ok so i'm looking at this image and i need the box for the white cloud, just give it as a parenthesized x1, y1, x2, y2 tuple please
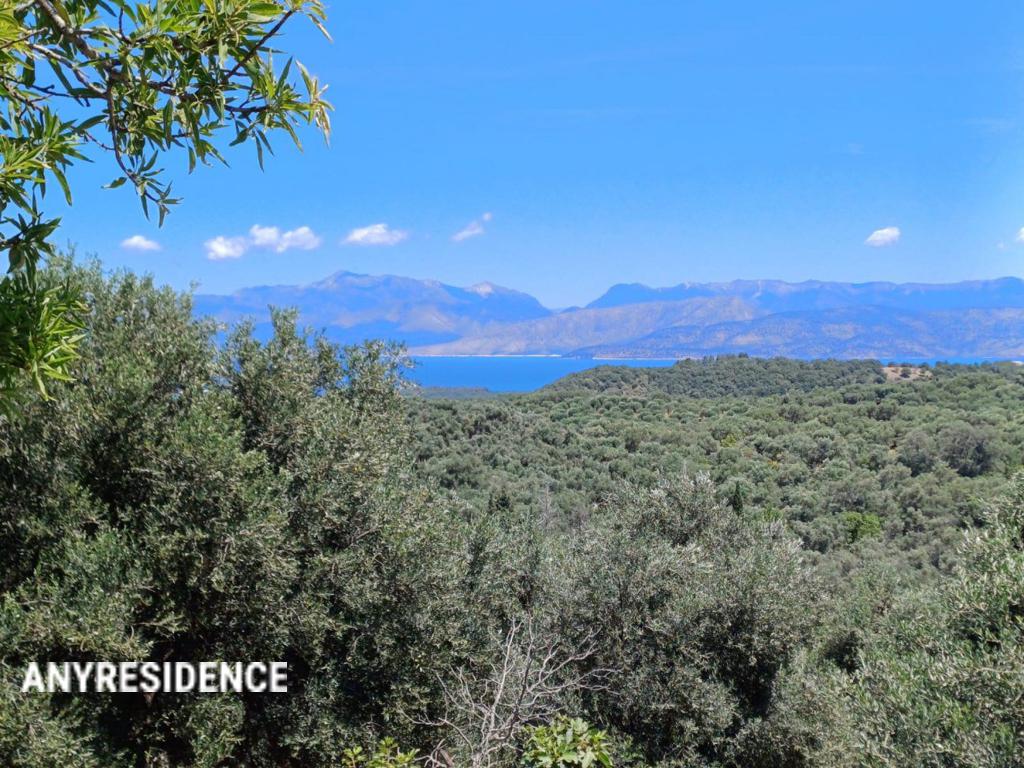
(248, 224, 322, 252)
(865, 226, 901, 247)
(452, 212, 494, 242)
(121, 234, 160, 252)
(249, 224, 281, 249)
(1015, 227, 1024, 243)
(205, 235, 248, 260)
(452, 221, 485, 242)
(279, 226, 322, 252)
(344, 223, 409, 246)
(205, 224, 322, 260)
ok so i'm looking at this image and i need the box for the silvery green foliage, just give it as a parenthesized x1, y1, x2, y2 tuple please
(5, 261, 1020, 767)
(0, 262, 461, 766)
(553, 474, 850, 767)
(851, 477, 1024, 766)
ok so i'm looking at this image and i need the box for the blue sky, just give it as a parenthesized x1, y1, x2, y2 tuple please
(55, 1, 1024, 307)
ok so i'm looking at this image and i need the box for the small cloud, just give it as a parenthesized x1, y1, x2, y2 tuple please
(865, 226, 901, 247)
(206, 224, 322, 260)
(469, 281, 496, 296)
(344, 223, 409, 246)
(453, 221, 485, 242)
(278, 226, 322, 252)
(1016, 227, 1024, 244)
(205, 235, 248, 260)
(249, 224, 281, 249)
(452, 212, 493, 242)
(249, 224, 322, 252)
(121, 234, 160, 252)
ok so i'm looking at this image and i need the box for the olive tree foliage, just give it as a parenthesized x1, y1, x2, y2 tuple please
(13, 263, 1022, 766)
(0, 0, 330, 399)
(849, 475, 1024, 766)
(0, 260, 465, 767)
(555, 475, 855, 768)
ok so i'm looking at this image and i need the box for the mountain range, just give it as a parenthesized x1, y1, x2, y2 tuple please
(193, 271, 548, 347)
(194, 271, 1024, 361)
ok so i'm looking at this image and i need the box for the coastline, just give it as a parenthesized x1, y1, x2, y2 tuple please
(411, 354, 682, 361)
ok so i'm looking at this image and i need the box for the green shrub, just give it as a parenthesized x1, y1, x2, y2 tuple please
(842, 511, 882, 543)
(849, 476, 1024, 765)
(523, 717, 613, 768)
(341, 739, 417, 768)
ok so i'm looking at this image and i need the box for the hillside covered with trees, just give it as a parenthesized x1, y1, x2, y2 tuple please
(1, 262, 1022, 767)
(413, 357, 1024, 580)
(3, 0, 1020, 764)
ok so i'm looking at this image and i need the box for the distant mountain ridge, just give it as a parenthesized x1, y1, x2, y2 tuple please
(193, 271, 1024, 361)
(573, 305, 1024, 360)
(587, 277, 1024, 313)
(412, 296, 756, 355)
(194, 270, 550, 347)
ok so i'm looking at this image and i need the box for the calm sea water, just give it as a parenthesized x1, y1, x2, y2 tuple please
(409, 356, 675, 392)
(407, 355, 1016, 392)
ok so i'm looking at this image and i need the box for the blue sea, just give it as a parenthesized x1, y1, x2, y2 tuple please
(409, 356, 675, 392)
(407, 355, 1016, 393)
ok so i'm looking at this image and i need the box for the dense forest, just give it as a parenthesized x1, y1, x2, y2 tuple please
(2, 263, 1023, 767)
(412, 357, 1024, 580)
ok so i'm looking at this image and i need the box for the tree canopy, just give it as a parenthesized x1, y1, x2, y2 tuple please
(0, 0, 331, 399)
(4, 260, 1022, 766)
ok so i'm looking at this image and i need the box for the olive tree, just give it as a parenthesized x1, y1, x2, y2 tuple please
(0, 0, 331, 399)
(850, 476, 1024, 765)
(0, 262, 465, 766)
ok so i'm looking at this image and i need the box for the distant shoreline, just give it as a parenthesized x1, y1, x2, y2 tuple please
(412, 354, 562, 358)
(410, 354, 1020, 364)
(411, 354, 681, 361)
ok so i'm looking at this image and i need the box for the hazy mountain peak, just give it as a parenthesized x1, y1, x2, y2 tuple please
(193, 270, 1024, 361)
(586, 276, 1024, 311)
(194, 269, 552, 347)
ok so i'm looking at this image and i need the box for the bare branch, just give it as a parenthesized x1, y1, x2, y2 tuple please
(418, 617, 612, 768)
